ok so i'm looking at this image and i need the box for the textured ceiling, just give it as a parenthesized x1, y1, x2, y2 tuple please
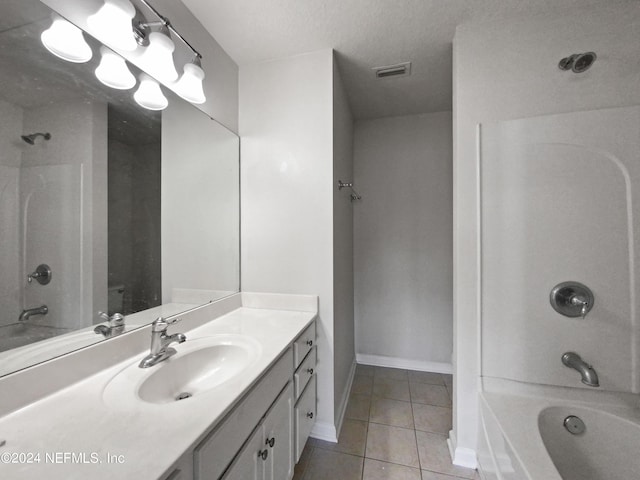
(182, 0, 632, 119)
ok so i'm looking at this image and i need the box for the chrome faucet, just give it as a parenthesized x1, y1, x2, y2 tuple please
(19, 305, 48, 321)
(94, 312, 125, 338)
(138, 317, 186, 368)
(562, 352, 599, 387)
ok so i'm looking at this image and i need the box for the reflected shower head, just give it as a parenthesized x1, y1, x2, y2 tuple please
(21, 132, 51, 145)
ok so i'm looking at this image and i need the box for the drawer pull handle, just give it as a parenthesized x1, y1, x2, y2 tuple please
(307, 368, 314, 375)
(307, 411, 314, 419)
(266, 437, 275, 448)
(306, 340, 313, 346)
(258, 449, 269, 461)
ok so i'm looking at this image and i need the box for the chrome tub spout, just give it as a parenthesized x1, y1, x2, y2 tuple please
(562, 352, 599, 387)
(19, 305, 49, 321)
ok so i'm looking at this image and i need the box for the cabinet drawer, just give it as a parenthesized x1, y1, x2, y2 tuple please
(294, 376, 316, 462)
(294, 347, 316, 399)
(194, 348, 293, 480)
(293, 322, 315, 369)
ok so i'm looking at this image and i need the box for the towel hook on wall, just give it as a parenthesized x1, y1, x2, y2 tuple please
(338, 180, 362, 202)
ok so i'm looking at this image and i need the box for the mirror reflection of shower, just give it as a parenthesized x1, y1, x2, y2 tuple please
(21, 132, 51, 145)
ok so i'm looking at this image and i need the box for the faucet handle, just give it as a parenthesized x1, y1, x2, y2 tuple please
(570, 295, 589, 318)
(151, 316, 181, 332)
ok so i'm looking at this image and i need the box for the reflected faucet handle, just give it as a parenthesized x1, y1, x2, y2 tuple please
(98, 311, 125, 327)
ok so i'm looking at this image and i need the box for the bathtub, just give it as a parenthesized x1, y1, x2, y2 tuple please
(477, 378, 640, 480)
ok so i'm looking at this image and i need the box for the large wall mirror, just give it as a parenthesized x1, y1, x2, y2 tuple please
(0, 0, 240, 377)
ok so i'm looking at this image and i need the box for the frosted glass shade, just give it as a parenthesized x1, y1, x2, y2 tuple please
(138, 31, 178, 82)
(174, 62, 206, 104)
(95, 47, 136, 90)
(134, 74, 168, 110)
(40, 15, 92, 63)
(87, 0, 137, 52)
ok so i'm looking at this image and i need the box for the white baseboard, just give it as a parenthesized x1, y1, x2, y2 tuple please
(356, 353, 453, 374)
(447, 429, 478, 469)
(334, 359, 357, 439)
(310, 421, 338, 443)
(310, 359, 356, 444)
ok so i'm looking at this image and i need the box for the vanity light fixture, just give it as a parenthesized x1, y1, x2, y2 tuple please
(95, 46, 136, 90)
(136, 27, 178, 82)
(133, 73, 168, 110)
(173, 55, 206, 104)
(41, 0, 206, 106)
(40, 14, 92, 63)
(130, 0, 206, 102)
(87, 0, 138, 52)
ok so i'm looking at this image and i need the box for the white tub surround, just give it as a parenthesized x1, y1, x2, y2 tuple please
(0, 292, 317, 479)
(478, 379, 640, 480)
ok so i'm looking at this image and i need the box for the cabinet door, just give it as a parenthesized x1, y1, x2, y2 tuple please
(295, 376, 316, 462)
(222, 424, 265, 480)
(263, 382, 294, 480)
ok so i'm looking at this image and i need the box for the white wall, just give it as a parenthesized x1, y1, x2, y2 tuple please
(240, 49, 342, 439)
(453, 1, 640, 467)
(332, 58, 355, 427)
(41, 0, 239, 132)
(354, 112, 453, 371)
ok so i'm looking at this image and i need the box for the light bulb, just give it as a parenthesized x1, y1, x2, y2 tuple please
(87, 0, 137, 52)
(95, 47, 136, 90)
(137, 31, 178, 83)
(133, 74, 168, 110)
(174, 60, 206, 104)
(40, 14, 92, 63)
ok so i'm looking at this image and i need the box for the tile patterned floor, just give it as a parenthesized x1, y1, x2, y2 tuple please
(293, 364, 479, 480)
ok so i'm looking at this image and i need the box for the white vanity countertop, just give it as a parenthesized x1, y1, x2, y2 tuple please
(0, 304, 316, 479)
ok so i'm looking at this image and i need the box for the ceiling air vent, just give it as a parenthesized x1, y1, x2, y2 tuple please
(373, 62, 412, 79)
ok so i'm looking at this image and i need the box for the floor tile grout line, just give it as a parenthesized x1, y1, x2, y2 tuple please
(413, 405, 422, 473)
(361, 396, 372, 480)
(311, 445, 366, 460)
(363, 453, 425, 473)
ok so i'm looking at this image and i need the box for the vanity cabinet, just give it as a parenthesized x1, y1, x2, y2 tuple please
(194, 349, 293, 479)
(189, 320, 316, 480)
(292, 323, 317, 462)
(222, 382, 293, 480)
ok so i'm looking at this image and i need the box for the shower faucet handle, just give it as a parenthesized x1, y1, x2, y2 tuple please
(570, 295, 589, 318)
(550, 281, 594, 319)
(27, 264, 52, 285)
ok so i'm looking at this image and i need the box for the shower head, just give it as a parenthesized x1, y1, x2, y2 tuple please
(21, 132, 51, 145)
(558, 52, 597, 73)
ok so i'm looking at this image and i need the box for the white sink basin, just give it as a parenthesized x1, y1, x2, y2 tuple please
(103, 334, 261, 406)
